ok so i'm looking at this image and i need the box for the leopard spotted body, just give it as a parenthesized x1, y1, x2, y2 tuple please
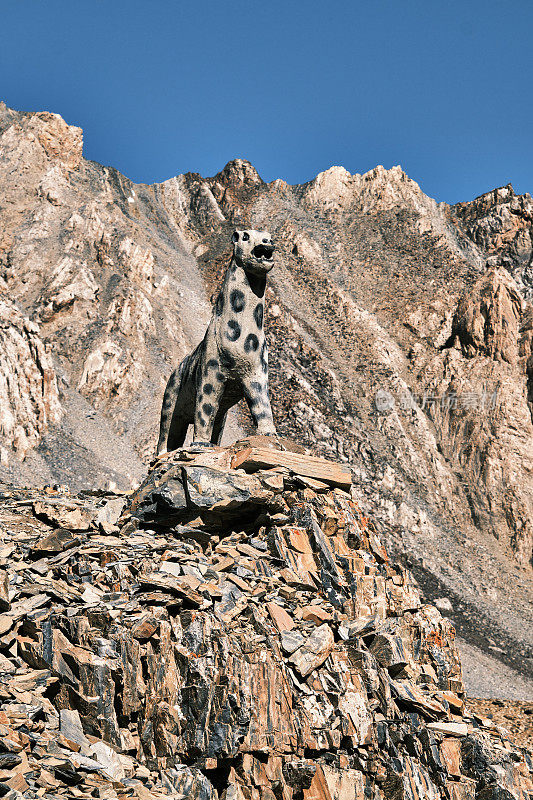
(156, 229, 276, 453)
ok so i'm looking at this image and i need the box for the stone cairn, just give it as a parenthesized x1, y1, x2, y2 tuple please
(0, 435, 531, 799)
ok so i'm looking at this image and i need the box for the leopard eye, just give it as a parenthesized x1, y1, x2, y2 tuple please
(242, 232, 249, 241)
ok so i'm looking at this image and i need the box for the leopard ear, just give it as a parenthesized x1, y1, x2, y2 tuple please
(232, 231, 240, 243)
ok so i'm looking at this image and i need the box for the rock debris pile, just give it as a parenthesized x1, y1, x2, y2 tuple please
(0, 438, 531, 799)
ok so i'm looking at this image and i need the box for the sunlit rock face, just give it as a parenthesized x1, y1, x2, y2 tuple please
(0, 296, 61, 461)
(0, 103, 532, 696)
(453, 184, 533, 297)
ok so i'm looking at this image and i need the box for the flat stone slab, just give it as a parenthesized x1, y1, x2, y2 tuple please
(231, 446, 352, 490)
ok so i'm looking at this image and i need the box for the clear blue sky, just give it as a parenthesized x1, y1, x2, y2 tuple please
(1, 0, 532, 203)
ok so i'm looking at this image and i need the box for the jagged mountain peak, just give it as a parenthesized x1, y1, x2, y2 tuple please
(298, 160, 436, 216)
(212, 157, 264, 188)
(0, 103, 83, 171)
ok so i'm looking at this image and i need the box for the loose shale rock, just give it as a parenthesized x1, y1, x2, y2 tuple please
(0, 442, 530, 799)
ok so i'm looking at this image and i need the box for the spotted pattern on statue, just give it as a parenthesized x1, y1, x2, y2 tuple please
(157, 229, 277, 452)
(254, 303, 263, 329)
(230, 289, 245, 313)
(226, 320, 241, 341)
(244, 333, 259, 352)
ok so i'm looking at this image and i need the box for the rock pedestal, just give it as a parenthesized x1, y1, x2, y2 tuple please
(0, 440, 530, 799)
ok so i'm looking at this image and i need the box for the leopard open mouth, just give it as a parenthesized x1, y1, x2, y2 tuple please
(252, 244, 274, 260)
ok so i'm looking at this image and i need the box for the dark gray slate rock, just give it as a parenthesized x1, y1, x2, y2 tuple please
(128, 459, 281, 525)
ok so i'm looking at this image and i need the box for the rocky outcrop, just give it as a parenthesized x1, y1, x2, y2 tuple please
(453, 186, 533, 296)
(420, 267, 533, 565)
(450, 267, 526, 362)
(0, 443, 530, 799)
(301, 164, 437, 216)
(27, 111, 83, 170)
(0, 297, 61, 461)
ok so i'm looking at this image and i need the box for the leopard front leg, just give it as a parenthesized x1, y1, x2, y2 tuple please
(242, 371, 276, 435)
(192, 369, 226, 444)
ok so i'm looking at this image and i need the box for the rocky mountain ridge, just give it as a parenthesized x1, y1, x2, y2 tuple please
(0, 103, 531, 697)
